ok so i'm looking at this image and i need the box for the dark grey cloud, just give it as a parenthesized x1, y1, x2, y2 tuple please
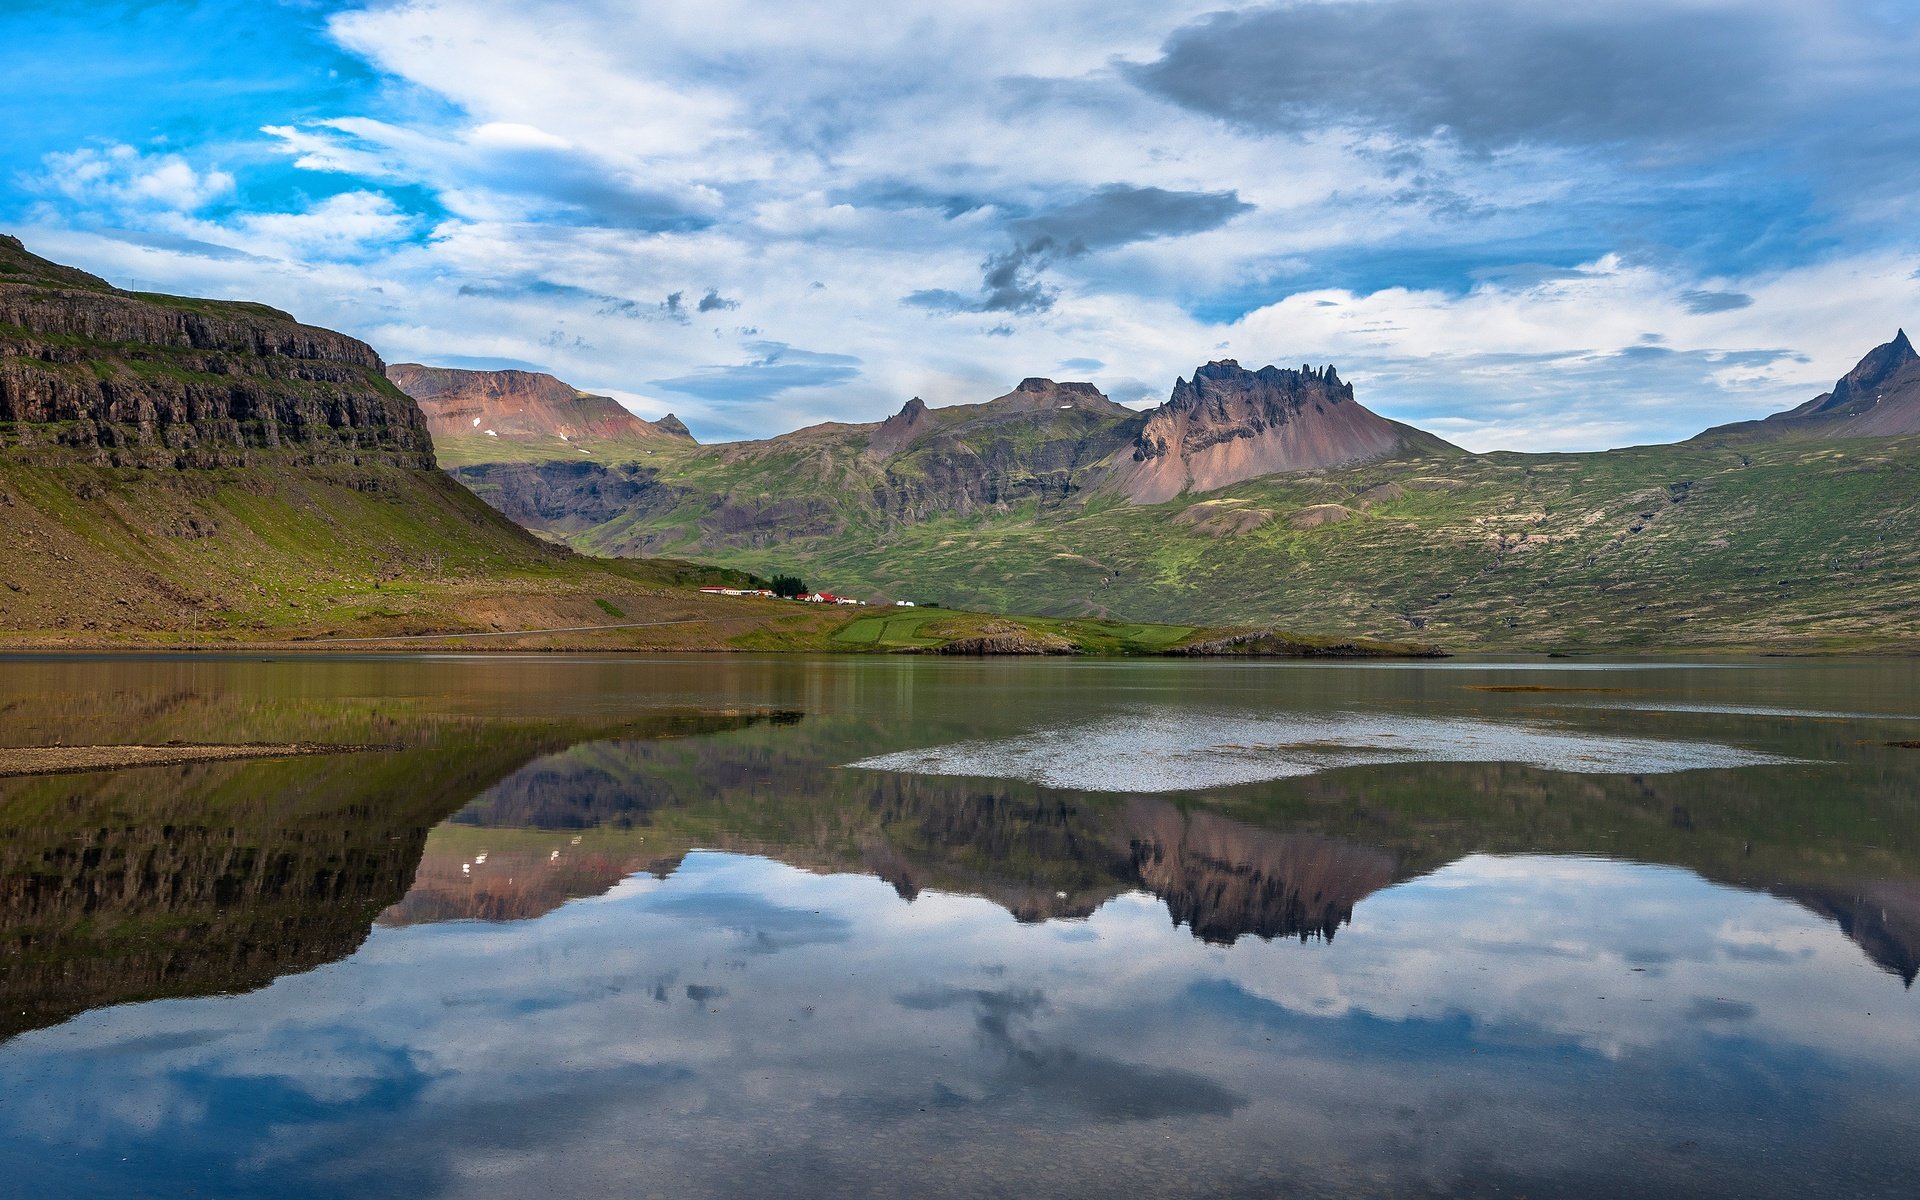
(650, 340, 861, 401)
(906, 240, 1059, 314)
(99, 227, 270, 263)
(1008, 184, 1251, 253)
(464, 142, 715, 232)
(1680, 290, 1755, 315)
(906, 184, 1249, 315)
(697, 288, 739, 312)
(1060, 357, 1104, 372)
(1129, 1, 1790, 152)
(834, 179, 997, 219)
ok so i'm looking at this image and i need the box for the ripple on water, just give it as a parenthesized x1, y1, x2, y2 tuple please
(847, 710, 1808, 792)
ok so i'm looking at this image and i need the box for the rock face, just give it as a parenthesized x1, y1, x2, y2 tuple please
(1697, 330, 1920, 441)
(0, 235, 432, 469)
(1114, 361, 1424, 504)
(387, 363, 692, 451)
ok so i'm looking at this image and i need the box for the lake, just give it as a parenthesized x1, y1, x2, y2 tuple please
(1, 653, 1916, 1198)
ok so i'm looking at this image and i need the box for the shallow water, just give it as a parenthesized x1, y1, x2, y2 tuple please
(1, 653, 1917, 1198)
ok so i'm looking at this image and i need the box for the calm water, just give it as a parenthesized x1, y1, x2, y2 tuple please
(1, 654, 1917, 1198)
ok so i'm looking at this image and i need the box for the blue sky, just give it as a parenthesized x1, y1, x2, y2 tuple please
(4, 0, 1918, 447)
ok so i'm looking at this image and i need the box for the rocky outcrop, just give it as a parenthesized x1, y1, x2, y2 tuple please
(1697, 330, 1920, 441)
(1114, 361, 1430, 504)
(0, 235, 433, 469)
(450, 458, 681, 533)
(387, 363, 691, 451)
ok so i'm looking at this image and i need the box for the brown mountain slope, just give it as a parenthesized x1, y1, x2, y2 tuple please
(388, 363, 692, 465)
(1697, 330, 1920, 441)
(1113, 360, 1456, 503)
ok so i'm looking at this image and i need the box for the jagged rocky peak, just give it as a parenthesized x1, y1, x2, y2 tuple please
(1115, 357, 1414, 504)
(652, 413, 694, 441)
(1696, 327, 1920, 441)
(387, 362, 684, 449)
(0, 235, 433, 469)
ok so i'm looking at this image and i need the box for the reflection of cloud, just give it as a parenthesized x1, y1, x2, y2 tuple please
(850, 709, 1805, 792)
(644, 889, 854, 953)
(3, 853, 1915, 1198)
(897, 986, 1244, 1121)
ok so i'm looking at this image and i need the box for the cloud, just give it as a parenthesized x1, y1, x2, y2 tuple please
(906, 242, 1059, 314)
(29, 144, 234, 212)
(1679, 289, 1756, 314)
(907, 185, 1251, 316)
(263, 118, 720, 231)
(1009, 185, 1251, 253)
(650, 340, 862, 402)
(1130, 1, 1792, 152)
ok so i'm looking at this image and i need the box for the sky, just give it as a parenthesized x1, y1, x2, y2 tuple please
(3, 0, 1918, 448)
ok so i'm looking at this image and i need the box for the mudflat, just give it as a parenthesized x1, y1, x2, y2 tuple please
(0, 741, 380, 778)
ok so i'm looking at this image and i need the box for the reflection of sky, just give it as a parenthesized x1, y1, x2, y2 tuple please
(1, 853, 1915, 1199)
(849, 709, 1806, 792)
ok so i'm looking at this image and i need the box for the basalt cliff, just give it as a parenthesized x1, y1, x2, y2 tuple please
(1, 235, 431, 469)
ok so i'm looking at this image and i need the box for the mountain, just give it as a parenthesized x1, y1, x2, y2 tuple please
(441, 358, 1454, 559)
(387, 362, 693, 466)
(0, 235, 814, 648)
(1116, 361, 1454, 503)
(433, 337, 1920, 652)
(1698, 330, 1920, 441)
(2, 237, 1394, 656)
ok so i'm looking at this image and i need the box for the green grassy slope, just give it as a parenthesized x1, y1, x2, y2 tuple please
(522, 434, 1920, 652)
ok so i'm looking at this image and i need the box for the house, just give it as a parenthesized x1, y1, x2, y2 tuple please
(893, 600, 915, 607)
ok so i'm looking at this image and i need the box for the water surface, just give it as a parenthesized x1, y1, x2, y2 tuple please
(1, 654, 1916, 1198)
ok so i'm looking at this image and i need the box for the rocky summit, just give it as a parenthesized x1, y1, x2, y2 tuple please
(1698, 330, 1920, 441)
(1116, 360, 1453, 503)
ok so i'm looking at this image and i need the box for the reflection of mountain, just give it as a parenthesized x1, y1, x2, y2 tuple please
(384, 740, 1402, 945)
(388, 729, 1920, 985)
(11, 705, 1920, 1041)
(1121, 801, 1396, 945)
(0, 710, 783, 1040)
(1779, 882, 1920, 987)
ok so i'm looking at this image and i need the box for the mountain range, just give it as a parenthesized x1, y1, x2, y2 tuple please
(407, 331, 1920, 651)
(0, 236, 1373, 656)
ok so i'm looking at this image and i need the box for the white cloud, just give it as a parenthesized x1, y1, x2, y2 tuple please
(30, 144, 234, 212)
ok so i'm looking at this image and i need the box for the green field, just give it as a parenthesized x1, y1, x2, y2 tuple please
(473, 432, 1920, 653)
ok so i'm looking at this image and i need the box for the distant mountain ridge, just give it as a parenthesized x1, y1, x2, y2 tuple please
(429, 332, 1920, 651)
(1698, 330, 1920, 441)
(388, 362, 693, 465)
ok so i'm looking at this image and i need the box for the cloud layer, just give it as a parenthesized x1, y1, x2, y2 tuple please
(3, 0, 1918, 446)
